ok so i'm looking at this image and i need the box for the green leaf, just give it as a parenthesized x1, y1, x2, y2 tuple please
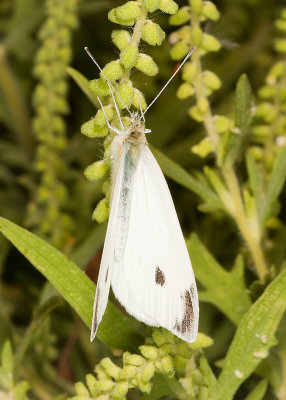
(150, 145, 223, 212)
(68, 67, 99, 108)
(246, 151, 265, 218)
(1, 340, 13, 374)
(0, 217, 143, 351)
(187, 234, 252, 325)
(245, 379, 268, 400)
(225, 74, 252, 166)
(214, 268, 286, 400)
(71, 223, 106, 269)
(260, 145, 286, 227)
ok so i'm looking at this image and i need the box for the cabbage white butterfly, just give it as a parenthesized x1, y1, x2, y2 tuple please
(86, 47, 199, 343)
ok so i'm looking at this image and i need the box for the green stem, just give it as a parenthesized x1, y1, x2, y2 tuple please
(189, 9, 268, 282)
(0, 45, 34, 154)
(222, 167, 268, 281)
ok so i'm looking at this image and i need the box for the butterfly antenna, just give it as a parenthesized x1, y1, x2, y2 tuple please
(84, 47, 132, 117)
(141, 46, 196, 119)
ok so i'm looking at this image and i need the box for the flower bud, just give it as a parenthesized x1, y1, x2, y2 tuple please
(189, 105, 204, 121)
(275, 19, 286, 32)
(101, 60, 124, 80)
(84, 161, 109, 182)
(190, 0, 203, 14)
(111, 381, 129, 398)
(100, 358, 120, 380)
(132, 88, 147, 110)
(200, 33, 221, 52)
(74, 382, 89, 396)
(142, 21, 166, 46)
(202, 1, 220, 21)
(190, 333, 214, 349)
(169, 7, 190, 26)
(214, 115, 233, 134)
(144, 0, 160, 12)
(139, 345, 159, 360)
(120, 44, 139, 68)
(112, 30, 131, 50)
(135, 54, 159, 76)
(89, 79, 110, 97)
(102, 179, 111, 195)
(202, 70, 221, 91)
(192, 137, 213, 157)
(108, 9, 135, 26)
(81, 120, 109, 138)
(258, 85, 275, 99)
(159, 0, 178, 14)
(182, 62, 197, 82)
(170, 41, 189, 60)
(118, 365, 137, 380)
(123, 352, 145, 366)
(141, 362, 155, 381)
(115, 1, 141, 21)
(92, 198, 109, 223)
(94, 105, 114, 126)
(115, 82, 134, 109)
(274, 39, 286, 54)
(177, 82, 195, 99)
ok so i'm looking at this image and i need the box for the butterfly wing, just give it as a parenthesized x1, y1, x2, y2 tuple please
(111, 144, 199, 343)
(90, 142, 127, 341)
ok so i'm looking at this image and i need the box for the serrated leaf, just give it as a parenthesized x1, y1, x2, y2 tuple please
(187, 234, 252, 325)
(245, 379, 268, 400)
(68, 67, 99, 108)
(260, 145, 286, 227)
(150, 146, 223, 212)
(0, 217, 142, 351)
(224, 74, 252, 166)
(214, 268, 286, 400)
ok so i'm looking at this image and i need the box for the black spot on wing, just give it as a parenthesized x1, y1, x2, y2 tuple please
(173, 285, 195, 335)
(155, 266, 165, 286)
(105, 267, 109, 283)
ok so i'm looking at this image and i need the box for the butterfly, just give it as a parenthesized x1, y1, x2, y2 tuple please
(85, 47, 199, 343)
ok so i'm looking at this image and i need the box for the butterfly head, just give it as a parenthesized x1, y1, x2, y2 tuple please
(128, 111, 151, 135)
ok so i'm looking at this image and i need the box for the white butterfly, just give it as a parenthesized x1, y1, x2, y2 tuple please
(86, 47, 199, 343)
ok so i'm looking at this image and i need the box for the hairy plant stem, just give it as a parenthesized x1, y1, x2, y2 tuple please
(189, 12, 268, 282)
(0, 45, 33, 154)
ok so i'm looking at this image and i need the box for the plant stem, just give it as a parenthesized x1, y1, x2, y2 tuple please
(189, 12, 268, 282)
(0, 45, 33, 154)
(222, 167, 268, 281)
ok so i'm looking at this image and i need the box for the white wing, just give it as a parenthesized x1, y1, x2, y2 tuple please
(90, 143, 127, 341)
(111, 144, 199, 343)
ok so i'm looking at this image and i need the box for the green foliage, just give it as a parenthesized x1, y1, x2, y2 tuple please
(0, 0, 286, 399)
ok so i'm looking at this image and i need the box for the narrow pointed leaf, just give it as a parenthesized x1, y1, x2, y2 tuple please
(214, 269, 286, 400)
(0, 217, 142, 351)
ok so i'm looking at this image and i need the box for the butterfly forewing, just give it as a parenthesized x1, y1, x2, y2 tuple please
(111, 143, 199, 343)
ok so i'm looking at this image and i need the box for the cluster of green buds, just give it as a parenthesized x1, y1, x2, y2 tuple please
(27, 0, 78, 248)
(168, 0, 238, 159)
(81, 0, 179, 223)
(251, 8, 286, 170)
(70, 329, 212, 400)
(0, 341, 30, 400)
